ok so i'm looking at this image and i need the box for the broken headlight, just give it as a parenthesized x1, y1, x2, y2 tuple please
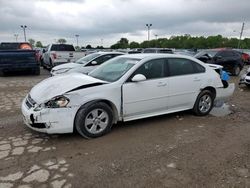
(45, 96, 70, 108)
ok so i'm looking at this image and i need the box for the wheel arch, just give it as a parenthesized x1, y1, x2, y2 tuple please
(201, 86, 216, 99)
(74, 99, 119, 130)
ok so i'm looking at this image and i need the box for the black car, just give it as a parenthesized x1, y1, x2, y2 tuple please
(195, 49, 244, 76)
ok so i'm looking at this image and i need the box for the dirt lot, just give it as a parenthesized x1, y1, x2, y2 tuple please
(0, 67, 250, 188)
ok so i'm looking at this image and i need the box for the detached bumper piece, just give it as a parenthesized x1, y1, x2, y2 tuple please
(29, 114, 47, 129)
(30, 123, 46, 129)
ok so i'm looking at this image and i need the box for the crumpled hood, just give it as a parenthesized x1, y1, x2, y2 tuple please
(52, 63, 80, 71)
(30, 73, 106, 104)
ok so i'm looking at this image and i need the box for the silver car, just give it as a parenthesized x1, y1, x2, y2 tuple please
(51, 51, 124, 76)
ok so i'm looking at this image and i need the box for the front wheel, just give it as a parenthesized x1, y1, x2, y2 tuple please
(75, 102, 113, 138)
(193, 90, 214, 116)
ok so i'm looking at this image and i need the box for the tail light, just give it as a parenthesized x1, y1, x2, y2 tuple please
(52, 53, 57, 59)
(35, 51, 39, 63)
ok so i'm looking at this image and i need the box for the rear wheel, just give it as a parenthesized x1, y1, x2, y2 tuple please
(193, 90, 214, 116)
(75, 102, 113, 138)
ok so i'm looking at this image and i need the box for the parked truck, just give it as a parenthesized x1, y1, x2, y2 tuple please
(0, 42, 40, 76)
(42, 44, 86, 69)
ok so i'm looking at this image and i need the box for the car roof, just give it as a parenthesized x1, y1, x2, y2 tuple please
(96, 51, 125, 55)
(120, 53, 195, 61)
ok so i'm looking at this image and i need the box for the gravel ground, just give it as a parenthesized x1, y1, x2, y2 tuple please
(0, 67, 250, 188)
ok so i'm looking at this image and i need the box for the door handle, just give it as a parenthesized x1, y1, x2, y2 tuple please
(157, 82, 167, 87)
(193, 78, 201, 82)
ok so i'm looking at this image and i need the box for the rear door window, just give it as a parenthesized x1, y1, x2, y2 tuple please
(167, 58, 205, 76)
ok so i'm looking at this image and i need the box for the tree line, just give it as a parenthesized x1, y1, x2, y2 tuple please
(110, 35, 250, 49)
(28, 34, 250, 49)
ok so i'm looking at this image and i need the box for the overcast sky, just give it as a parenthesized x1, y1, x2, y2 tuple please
(0, 0, 249, 47)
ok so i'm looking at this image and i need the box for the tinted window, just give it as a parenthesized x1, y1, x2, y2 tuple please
(218, 51, 232, 57)
(51, 44, 75, 51)
(142, 49, 156, 53)
(168, 58, 205, 76)
(92, 54, 114, 65)
(132, 59, 166, 79)
(158, 49, 173, 54)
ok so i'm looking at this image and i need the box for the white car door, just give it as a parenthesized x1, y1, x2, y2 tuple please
(167, 58, 206, 111)
(122, 58, 169, 120)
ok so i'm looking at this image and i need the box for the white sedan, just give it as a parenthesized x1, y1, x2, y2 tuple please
(22, 54, 235, 138)
(50, 51, 124, 76)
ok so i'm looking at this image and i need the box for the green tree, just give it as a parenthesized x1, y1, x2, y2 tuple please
(28, 38, 35, 47)
(35, 41, 43, 48)
(86, 44, 92, 49)
(57, 38, 67, 44)
(110, 38, 129, 49)
(129, 41, 140, 48)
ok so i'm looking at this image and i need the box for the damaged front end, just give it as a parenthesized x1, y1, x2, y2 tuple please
(22, 94, 76, 134)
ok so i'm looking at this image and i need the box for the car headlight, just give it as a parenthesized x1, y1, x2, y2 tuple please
(53, 68, 71, 74)
(45, 96, 70, 108)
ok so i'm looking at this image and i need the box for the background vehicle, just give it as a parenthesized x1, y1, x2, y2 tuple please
(195, 49, 244, 76)
(43, 44, 86, 69)
(239, 67, 250, 87)
(51, 51, 124, 76)
(22, 54, 234, 138)
(0, 42, 40, 76)
(142, 48, 173, 54)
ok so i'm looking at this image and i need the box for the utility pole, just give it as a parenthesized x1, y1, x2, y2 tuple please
(75, 34, 79, 47)
(238, 22, 245, 49)
(146, 24, 152, 41)
(14, 34, 18, 42)
(101, 38, 103, 47)
(154, 34, 158, 40)
(20, 25, 27, 42)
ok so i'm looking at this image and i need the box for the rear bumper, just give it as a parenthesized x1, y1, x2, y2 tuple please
(0, 64, 39, 72)
(215, 83, 235, 101)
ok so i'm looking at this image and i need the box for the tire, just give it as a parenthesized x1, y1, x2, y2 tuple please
(33, 68, 40, 75)
(49, 59, 53, 70)
(193, 90, 214, 116)
(75, 102, 113, 138)
(232, 65, 241, 76)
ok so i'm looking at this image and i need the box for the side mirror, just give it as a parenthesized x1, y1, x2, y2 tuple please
(131, 74, 146, 82)
(91, 61, 98, 65)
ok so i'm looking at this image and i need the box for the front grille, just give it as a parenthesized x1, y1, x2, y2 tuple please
(25, 94, 36, 109)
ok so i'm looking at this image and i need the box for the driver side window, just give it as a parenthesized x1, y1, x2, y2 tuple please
(131, 59, 166, 80)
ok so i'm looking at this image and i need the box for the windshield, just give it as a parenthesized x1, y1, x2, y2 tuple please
(75, 53, 101, 64)
(195, 50, 218, 58)
(89, 57, 139, 82)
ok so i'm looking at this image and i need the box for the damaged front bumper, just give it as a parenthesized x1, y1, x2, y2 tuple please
(21, 96, 76, 134)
